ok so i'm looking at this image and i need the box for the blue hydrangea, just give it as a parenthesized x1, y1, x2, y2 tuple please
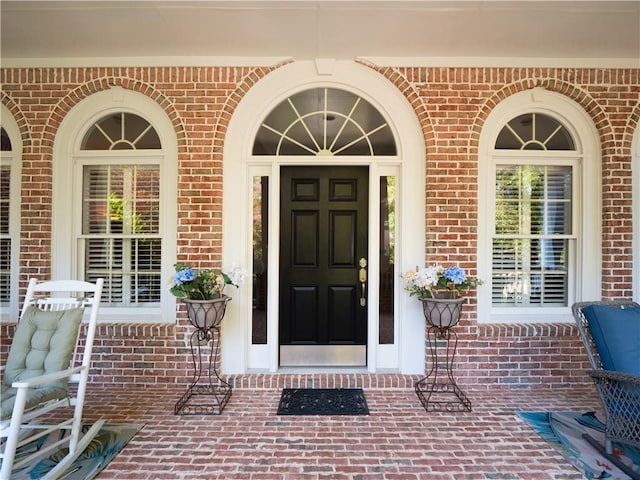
(444, 266, 466, 285)
(174, 268, 196, 285)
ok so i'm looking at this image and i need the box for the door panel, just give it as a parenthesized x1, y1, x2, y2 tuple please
(280, 166, 368, 366)
(291, 286, 318, 341)
(292, 212, 318, 266)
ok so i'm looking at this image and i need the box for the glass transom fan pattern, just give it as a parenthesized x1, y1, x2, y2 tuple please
(253, 88, 397, 156)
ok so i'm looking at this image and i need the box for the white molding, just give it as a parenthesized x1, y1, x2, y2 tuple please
(1, 57, 294, 68)
(358, 56, 640, 69)
(4, 56, 638, 69)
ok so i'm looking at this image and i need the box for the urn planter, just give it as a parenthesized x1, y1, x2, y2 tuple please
(419, 296, 464, 328)
(182, 295, 231, 330)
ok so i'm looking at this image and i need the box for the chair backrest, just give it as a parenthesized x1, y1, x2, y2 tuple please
(572, 300, 640, 372)
(20, 278, 104, 376)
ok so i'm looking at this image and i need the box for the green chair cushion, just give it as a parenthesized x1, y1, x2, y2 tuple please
(1, 383, 69, 421)
(2, 305, 84, 391)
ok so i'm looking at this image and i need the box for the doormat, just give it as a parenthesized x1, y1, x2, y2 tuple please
(11, 423, 143, 480)
(277, 388, 369, 415)
(517, 411, 640, 479)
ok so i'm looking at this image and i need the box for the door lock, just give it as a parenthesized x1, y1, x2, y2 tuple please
(359, 257, 367, 307)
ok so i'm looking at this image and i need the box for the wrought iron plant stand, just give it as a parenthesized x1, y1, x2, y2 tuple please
(414, 297, 472, 412)
(175, 295, 232, 415)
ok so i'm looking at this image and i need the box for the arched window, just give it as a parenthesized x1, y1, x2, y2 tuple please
(53, 88, 177, 322)
(79, 114, 161, 305)
(493, 113, 575, 307)
(478, 88, 601, 323)
(0, 109, 22, 321)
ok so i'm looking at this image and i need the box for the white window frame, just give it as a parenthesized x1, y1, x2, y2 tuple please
(0, 106, 22, 322)
(53, 87, 177, 323)
(478, 88, 601, 323)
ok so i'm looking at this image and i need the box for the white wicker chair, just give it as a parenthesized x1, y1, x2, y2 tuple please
(1, 278, 105, 480)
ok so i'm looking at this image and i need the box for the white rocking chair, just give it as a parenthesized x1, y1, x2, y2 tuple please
(1, 278, 105, 480)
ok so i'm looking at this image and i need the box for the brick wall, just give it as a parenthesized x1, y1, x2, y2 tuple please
(1, 63, 638, 389)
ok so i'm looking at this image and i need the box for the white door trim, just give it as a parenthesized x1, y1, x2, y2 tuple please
(222, 60, 425, 374)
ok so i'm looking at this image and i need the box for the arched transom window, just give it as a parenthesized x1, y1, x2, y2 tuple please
(253, 88, 397, 156)
(82, 113, 161, 150)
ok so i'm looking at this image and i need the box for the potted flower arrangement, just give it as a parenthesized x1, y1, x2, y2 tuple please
(403, 264, 482, 328)
(169, 263, 246, 330)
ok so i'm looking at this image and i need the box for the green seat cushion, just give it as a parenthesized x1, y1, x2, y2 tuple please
(1, 383, 69, 421)
(583, 304, 640, 375)
(1, 305, 84, 420)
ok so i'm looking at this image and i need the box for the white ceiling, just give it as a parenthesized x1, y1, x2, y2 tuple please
(1, 1, 639, 67)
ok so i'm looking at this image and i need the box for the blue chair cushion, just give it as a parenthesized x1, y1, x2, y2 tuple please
(583, 304, 640, 375)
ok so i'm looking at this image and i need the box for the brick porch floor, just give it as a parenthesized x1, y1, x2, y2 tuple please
(85, 375, 603, 480)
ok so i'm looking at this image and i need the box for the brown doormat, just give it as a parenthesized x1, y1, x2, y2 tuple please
(276, 388, 369, 415)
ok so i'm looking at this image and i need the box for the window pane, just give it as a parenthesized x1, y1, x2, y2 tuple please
(495, 165, 572, 236)
(132, 239, 162, 303)
(82, 113, 161, 150)
(0, 164, 10, 303)
(0, 238, 9, 303)
(83, 165, 159, 235)
(0, 165, 9, 234)
(82, 164, 161, 306)
(379, 176, 395, 344)
(492, 238, 568, 307)
(495, 113, 575, 151)
(252, 176, 268, 344)
(1, 128, 11, 151)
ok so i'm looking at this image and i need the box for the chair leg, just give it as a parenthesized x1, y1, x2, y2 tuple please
(605, 438, 613, 455)
(0, 389, 28, 480)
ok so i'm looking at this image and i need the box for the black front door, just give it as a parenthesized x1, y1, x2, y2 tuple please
(279, 166, 369, 366)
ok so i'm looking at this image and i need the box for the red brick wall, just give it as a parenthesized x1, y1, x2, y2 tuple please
(1, 63, 638, 389)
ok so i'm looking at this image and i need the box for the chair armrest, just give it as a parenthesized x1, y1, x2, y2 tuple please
(589, 369, 640, 386)
(11, 366, 84, 389)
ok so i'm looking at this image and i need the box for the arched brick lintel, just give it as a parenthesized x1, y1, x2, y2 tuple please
(40, 77, 188, 156)
(1, 94, 31, 150)
(468, 78, 615, 158)
(212, 60, 294, 156)
(356, 61, 436, 156)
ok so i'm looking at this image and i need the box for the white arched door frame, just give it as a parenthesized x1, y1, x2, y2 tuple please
(222, 60, 425, 374)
